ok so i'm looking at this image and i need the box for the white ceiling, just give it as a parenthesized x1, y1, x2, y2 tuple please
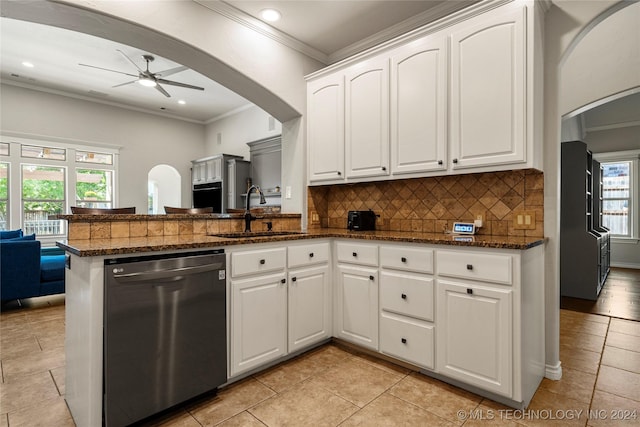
(0, 0, 474, 124)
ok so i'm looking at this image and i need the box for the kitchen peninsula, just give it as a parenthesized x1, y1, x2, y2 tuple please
(57, 212, 545, 427)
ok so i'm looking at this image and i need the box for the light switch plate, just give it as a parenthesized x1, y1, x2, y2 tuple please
(513, 210, 536, 230)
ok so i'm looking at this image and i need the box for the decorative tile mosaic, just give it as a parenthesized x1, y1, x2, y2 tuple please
(308, 169, 544, 237)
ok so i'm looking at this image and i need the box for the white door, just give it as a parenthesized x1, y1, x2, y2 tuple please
(336, 264, 379, 350)
(345, 55, 390, 179)
(288, 265, 330, 352)
(230, 272, 287, 377)
(307, 74, 345, 182)
(437, 280, 513, 397)
(449, 6, 526, 170)
(390, 34, 447, 174)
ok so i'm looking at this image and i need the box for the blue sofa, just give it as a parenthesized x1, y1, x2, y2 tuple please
(1, 230, 66, 302)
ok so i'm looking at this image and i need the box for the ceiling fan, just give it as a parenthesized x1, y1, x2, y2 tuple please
(79, 49, 204, 98)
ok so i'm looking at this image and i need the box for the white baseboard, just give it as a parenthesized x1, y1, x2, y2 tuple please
(611, 262, 640, 270)
(545, 362, 562, 380)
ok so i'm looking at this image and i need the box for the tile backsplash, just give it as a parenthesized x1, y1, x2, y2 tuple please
(307, 169, 543, 238)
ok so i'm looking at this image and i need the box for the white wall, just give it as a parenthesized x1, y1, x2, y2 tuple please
(204, 105, 282, 160)
(1, 84, 205, 212)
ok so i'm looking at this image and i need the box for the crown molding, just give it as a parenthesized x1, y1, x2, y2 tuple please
(2, 79, 212, 125)
(205, 103, 255, 124)
(194, 0, 330, 64)
(586, 120, 640, 133)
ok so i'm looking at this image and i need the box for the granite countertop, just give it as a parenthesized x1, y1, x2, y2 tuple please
(53, 212, 300, 221)
(57, 228, 546, 257)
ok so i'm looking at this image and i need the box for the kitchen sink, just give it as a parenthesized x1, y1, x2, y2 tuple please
(210, 231, 306, 238)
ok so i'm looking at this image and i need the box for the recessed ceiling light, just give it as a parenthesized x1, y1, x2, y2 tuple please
(22, 61, 34, 68)
(178, 100, 186, 105)
(260, 8, 281, 22)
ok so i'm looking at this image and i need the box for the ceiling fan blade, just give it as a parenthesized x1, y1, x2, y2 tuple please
(112, 80, 138, 88)
(155, 83, 171, 98)
(157, 78, 205, 91)
(117, 49, 144, 73)
(78, 63, 138, 78)
(155, 66, 188, 78)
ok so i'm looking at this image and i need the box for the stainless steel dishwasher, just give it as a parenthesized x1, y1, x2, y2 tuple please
(103, 250, 226, 427)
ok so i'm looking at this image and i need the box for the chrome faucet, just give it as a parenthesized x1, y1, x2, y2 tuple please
(244, 185, 267, 232)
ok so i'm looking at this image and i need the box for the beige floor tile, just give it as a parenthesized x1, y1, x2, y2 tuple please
(309, 356, 404, 407)
(388, 373, 482, 423)
(36, 330, 65, 352)
(521, 388, 590, 427)
(0, 335, 40, 360)
(559, 344, 602, 375)
(24, 305, 65, 325)
(561, 332, 606, 353)
(2, 347, 65, 380)
(50, 366, 65, 396)
(217, 411, 265, 427)
(0, 371, 60, 414)
(188, 378, 275, 426)
(606, 331, 640, 353)
(601, 345, 640, 374)
(6, 396, 74, 427)
(137, 409, 202, 427)
(341, 393, 454, 426)
(353, 352, 412, 377)
(609, 319, 640, 337)
(302, 343, 352, 368)
(0, 413, 7, 427)
(249, 379, 358, 426)
(596, 365, 640, 402)
(254, 354, 327, 393)
(460, 399, 527, 427)
(588, 390, 640, 426)
(540, 367, 597, 404)
(29, 318, 65, 337)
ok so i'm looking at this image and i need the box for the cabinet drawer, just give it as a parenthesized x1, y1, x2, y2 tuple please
(380, 246, 433, 273)
(437, 250, 513, 285)
(336, 242, 378, 266)
(380, 312, 434, 369)
(380, 271, 434, 321)
(231, 247, 286, 277)
(288, 242, 330, 268)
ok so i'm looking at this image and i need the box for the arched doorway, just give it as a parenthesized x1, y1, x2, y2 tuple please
(148, 165, 181, 214)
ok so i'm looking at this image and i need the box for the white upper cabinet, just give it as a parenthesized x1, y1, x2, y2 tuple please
(307, 74, 345, 182)
(345, 55, 390, 179)
(390, 35, 447, 175)
(449, 6, 526, 170)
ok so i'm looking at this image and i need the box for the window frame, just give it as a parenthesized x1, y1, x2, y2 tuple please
(0, 136, 119, 245)
(595, 150, 640, 242)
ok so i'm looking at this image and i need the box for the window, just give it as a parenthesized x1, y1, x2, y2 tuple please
(22, 165, 65, 236)
(76, 168, 113, 208)
(0, 163, 8, 231)
(596, 151, 638, 241)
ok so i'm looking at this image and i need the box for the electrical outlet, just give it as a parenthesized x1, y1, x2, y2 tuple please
(310, 211, 320, 224)
(513, 210, 536, 230)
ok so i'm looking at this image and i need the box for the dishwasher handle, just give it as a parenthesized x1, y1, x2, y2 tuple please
(110, 263, 223, 283)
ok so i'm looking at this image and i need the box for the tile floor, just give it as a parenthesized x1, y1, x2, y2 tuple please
(1, 294, 639, 426)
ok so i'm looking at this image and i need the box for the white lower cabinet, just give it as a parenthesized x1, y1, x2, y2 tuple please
(336, 264, 379, 350)
(288, 264, 331, 353)
(230, 272, 287, 377)
(380, 311, 434, 369)
(437, 279, 513, 397)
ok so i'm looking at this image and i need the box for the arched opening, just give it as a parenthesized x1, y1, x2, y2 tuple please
(148, 165, 181, 214)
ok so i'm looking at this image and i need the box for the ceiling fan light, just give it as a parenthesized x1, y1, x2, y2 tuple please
(138, 77, 157, 87)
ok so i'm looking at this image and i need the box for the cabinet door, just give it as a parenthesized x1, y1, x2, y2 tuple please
(206, 157, 222, 182)
(390, 35, 447, 174)
(345, 56, 390, 179)
(192, 162, 206, 184)
(288, 265, 330, 353)
(227, 161, 235, 209)
(230, 272, 287, 377)
(437, 280, 513, 397)
(308, 74, 345, 182)
(336, 264, 379, 350)
(450, 6, 526, 170)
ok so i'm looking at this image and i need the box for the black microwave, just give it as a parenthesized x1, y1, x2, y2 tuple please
(347, 210, 376, 231)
